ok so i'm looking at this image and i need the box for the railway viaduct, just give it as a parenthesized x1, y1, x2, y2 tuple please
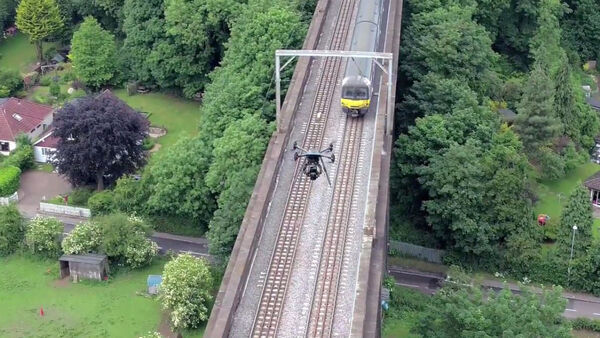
(205, 0, 403, 336)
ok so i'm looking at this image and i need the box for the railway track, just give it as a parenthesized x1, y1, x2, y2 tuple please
(250, 0, 358, 337)
(307, 116, 363, 337)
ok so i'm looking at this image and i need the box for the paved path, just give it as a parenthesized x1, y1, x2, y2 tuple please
(17, 171, 72, 217)
(389, 266, 600, 320)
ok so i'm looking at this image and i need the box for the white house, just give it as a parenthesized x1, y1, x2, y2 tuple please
(33, 129, 59, 162)
(0, 98, 54, 159)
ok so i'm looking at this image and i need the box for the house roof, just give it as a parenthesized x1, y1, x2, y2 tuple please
(498, 108, 517, 122)
(0, 98, 53, 142)
(59, 253, 107, 265)
(587, 97, 600, 111)
(584, 171, 600, 190)
(33, 128, 59, 148)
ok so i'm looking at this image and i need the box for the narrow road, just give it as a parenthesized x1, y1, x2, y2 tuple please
(389, 266, 600, 320)
(49, 214, 212, 259)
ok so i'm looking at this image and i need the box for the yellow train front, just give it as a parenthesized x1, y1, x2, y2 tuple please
(341, 76, 371, 117)
(340, 0, 382, 117)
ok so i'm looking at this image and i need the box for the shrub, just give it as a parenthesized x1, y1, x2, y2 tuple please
(0, 205, 25, 256)
(69, 187, 93, 206)
(49, 81, 60, 97)
(61, 221, 101, 255)
(25, 216, 63, 257)
(142, 137, 156, 151)
(88, 190, 115, 215)
(112, 176, 147, 214)
(124, 234, 159, 268)
(4, 145, 34, 170)
(160, 254, 214, 329)
(0, 166, 21, 196)
(0, 69, 23, 96)
(96, 213, 157, 268)
(39, 75, 52, 86)
(572, 318, 600, 332)
(0, 86, 10, 97)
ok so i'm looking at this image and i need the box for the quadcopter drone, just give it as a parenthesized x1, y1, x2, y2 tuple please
(293, 141, 335, 184)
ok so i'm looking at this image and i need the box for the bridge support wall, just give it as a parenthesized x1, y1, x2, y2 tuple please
(351, 0, 403, 336)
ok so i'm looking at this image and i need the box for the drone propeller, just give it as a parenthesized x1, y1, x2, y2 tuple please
(320, 156, 332, 186)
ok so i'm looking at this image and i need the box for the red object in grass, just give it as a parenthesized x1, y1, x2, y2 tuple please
(40, 307, 44, 316)
(104, 276, 108, 281)
(538, 214, 548, 226)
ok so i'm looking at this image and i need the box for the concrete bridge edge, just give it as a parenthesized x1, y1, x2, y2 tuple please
(350, 0, 403, 336)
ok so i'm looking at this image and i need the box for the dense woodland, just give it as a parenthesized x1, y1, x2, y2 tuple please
(392, 0, 600, 295)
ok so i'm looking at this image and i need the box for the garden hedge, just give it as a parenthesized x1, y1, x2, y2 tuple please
(0, 166, 21, 197)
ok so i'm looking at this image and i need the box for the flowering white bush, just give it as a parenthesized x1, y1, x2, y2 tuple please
(138, 332, 162, 338)
(25, 216, 63, 257)
(61, 221, 102, 255)
(124, 235, 159, 268)
(160, 254, 213, 329)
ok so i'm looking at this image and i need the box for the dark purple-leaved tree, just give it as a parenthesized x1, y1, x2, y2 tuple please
(53, 92, 149, 190)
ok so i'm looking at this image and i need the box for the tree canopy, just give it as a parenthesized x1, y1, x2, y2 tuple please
(16, 0, 64, 62)
(415, 279, 570, 337)
(53, 93, 149, 190)
(69, 16, 118, 88)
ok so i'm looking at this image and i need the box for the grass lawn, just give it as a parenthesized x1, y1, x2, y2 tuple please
(383, 317, 419, 338)
(535, 162, 600, 224)
(0, 255, 204, 337)
(113, 90, 201, 151)
(0, 33, 55, 72)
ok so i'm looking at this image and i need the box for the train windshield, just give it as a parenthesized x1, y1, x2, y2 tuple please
(343, 87, 369, 100)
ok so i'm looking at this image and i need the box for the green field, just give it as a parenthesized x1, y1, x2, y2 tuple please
(0, 33, 54, 72)
(535, 162, 600, 222)
(0, 255, 203, 337)
(113, 90, 201, 151)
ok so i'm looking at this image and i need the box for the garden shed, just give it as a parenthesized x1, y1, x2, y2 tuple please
(147, 275, 163, 295)
(59, 254, 109, 281)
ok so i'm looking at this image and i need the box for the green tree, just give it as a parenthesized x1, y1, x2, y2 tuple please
(529, 0, 566, 73)
(69, 16, 117, 88)
(554, 62, 578, 140)
(160, 253, 213, 329)
(159, 0, 240, 97)
(197, 2, 305, 144)
(25, 216, 63, 257)
(205, 114, 271, 195)
(473, 0, 511, 39)
(0, 204, 24, 256)
(402, 4, 497, 94)
(0, 0, 18, 30)
(496, 0, 540, 68)
(420, 127, 533, 256)
(562, 0, 600, 61)
(400, 72, 479, 122)
(122, 0, 165, 84)
(144, 137, 215, 226)
(205, 114, 271, 255)
(414, 282, 570, 337)
(514, 65, 561, 155)
(557, 185, 594, 257)
(15, 0, 64, 62)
